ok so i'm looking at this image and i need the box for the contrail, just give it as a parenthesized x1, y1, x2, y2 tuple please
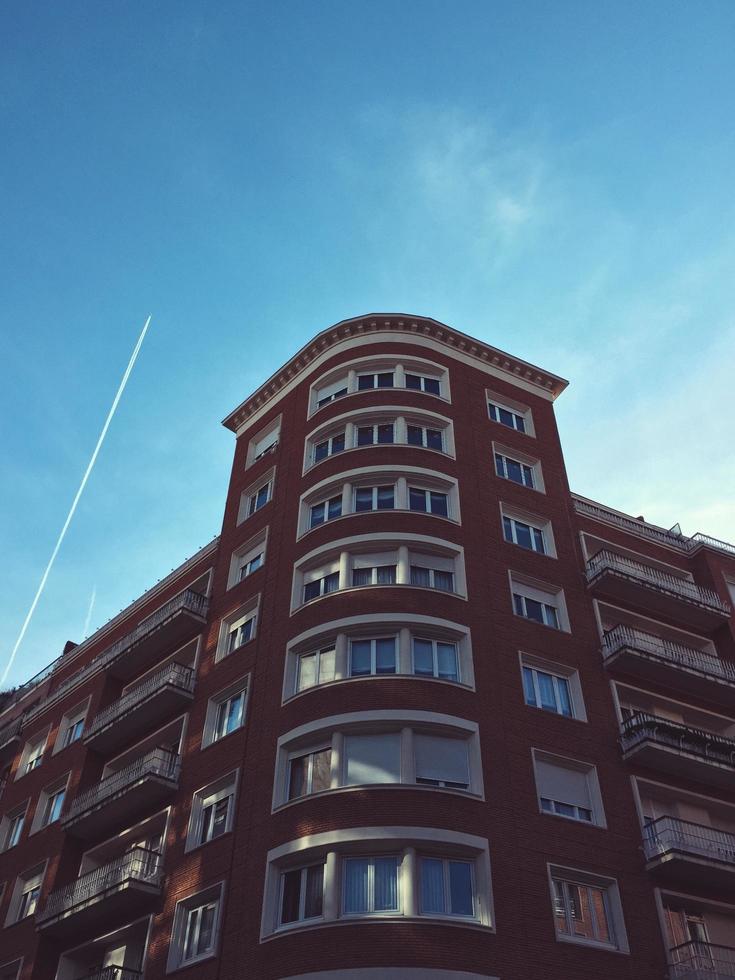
(1, 315, 152, 688)
(82, 585, 97, 640)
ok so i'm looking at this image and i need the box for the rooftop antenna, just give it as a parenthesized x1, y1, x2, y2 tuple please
(0, 315, 152, 688)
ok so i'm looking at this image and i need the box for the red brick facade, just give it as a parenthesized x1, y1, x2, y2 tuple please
(1, 314, 733, 980)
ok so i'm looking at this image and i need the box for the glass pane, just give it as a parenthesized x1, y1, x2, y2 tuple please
(351, 640, 372, 676)
(377, 564, 396, 585)
(555, 801, 576, 818)
(211, 797, 229, 838)
(344, 859, 369, 913)
(288, 756, 307, 799)
(357, 427, 374, 446)
(357, 375, 374, 390)
(430, 492, 448, 516)
(523, 597, 545, 624)
(407, 425, 423, 446)
(532, 528, 546, 553)
(540, 797, 554, 812)
(437, 643, 458, 681)
(376, 637, 397, 673)
(494, 453, 504, 476)
(420, 857, 445, 913)
(304, 865, 324, 919)
(310, 504, 325, 528)
(332, 434, 345, 453)
(552, 879, 569, 935)
(590, 886, 612, 942)
(425, 429, 443, 450)
(377, 424, 394, 444)
(410, 566, 431, 587)
(513, 593, 525, 617)
(522, 465, 534, 487)
(405, 373, 421, 389)
(377, 486, 394, 509)
(281, 870, 301, 923)
(355, 487, 374, 512)
(502, 515, 514, 543)
(545, 605, 560, 629)
(373, 857, 398, 911)
(515, 522, 533, 550)
(449, 861, 473, 916)
(424, 377, 441, 395)
(572, 884, 595, 940)
(304, 581, 320, 602)
(433, 570, 453, 591)
(522, 666, 537, 707)
(327, 496, 342, 519)
(311, 749, 332, 793)
(198, 904, 216, 952)
(506, 459, 523, 484)
(557, 677, 572, 716)
(409, 488, 427, 512)
(537, 671, 557, 711)
(352, 568, 372, 587)
(319, 647, 336, 683)
(488, 403, 498, 422)
(413, 639, 434, 676)
(499, 407, 514, 428)
(324, 572, 340, 593)
(377, 372, 393, 388)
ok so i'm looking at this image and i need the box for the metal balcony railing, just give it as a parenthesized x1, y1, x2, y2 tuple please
(644, 816, 735, 864)
(37, 847, 161, 925)
(63, 748, 180, 825)
(620, 712, 735, 767)
(24, 590, 208, 725)
(86, 663, 195, 739)
(603, 626, 735, 681)
(574, 498, 735, 560)
(0, 715, 24, 749)
(587, 551, 730, 613)
(670, 940, 735, 977)
(73, 970, 142, 980)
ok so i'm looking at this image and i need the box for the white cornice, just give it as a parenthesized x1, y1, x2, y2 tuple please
(222, 313, 568, 434)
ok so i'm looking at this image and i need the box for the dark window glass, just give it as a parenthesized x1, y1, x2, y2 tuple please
(409, 488, 427, 512)
(376, 637, 397, 673)
(405, 373, 421, 390)
(314, 441, 329, 462)
(377, 486, 394, 509)
(304, 581, 321, 602)
(310, 503, 325, 527)
(280, 870, 302, 924)
(332, 433, 345, 454)
(434, 570, 454, 591)
(410, 566, 431, 587)
(377, 372, 393, 388)
(407, 425, 423, 446)
(357, 426, 374, 446)
(358, 375, 374, 390)
(355, 488, 374, 512)
(376, 564, 396, 584)
(506, 458, 524, 485)
(351, 640, 371, 675)
(429, 491, 448, 516)
(495, 453, 504, 477)
(515, 521, 533, 550)
(377, 424, 394, 444)
(425, 429, 443, 450)
(413, 638, 434, 675)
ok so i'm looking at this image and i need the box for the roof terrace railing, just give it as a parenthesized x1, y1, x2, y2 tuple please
(603, 625, 735, 681)
(620, 711, 735, 767)
(644, 815, 735, 864)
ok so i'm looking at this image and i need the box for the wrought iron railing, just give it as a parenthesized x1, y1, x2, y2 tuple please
(620, 712, 735, 767)
(73, 970, 142, 980)
(63, 748, 180, 826)
(587, 551, 730, 612)
(603, 626, 735, 680)
(86, 663, 195, 739)
(574, 498, 735, 560)
(670, 940, 735, 977)
(644, 815, 735, 864)
(38, 847, 161, 924)
(24, 590, 208, 725)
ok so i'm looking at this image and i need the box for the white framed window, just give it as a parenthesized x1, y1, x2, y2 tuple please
(54, 702, 88, 753)
(511, 575, 568, 631)
(419, 856, 475, 917)
(352, 564, 397, 587)
(227, 529, 267, 589)
(0, 802, 28, 852)
(316, 377, 349, 408)
(354, 484, 395, 511)
(17, 732, 47, 778)
(5, 864, 45, 925)
(408, 487, 448, 516)
(414, 734, 470, 789)
(296, 646, 336, 691)
(407, 424, 443, 451)
(167, 883, 223, 971)
(521, 660, 578, 717)
(31, 776, 69, 833)
(313, 431, 346, 463)
(533, 751, 605, 827)
(495, 451, 534, 488)
(248, 481, 270, 516)
(309, 494, 342, 528)
(350, 636, 397, 676)
(343, 856, 399, 915)
(279, 864, 324, 926)
(410, 564, 454, 592)
(412, 637, 459, 682)
(217, 598, 259, 660)
(303, 570, 340, 602)
(406, 373, 442, 395)
(287, 746, 332, 800)
(356, 422, 395, 446)
(237, 468, 275, 524)
(309, 357, 448, 415)
(186, 772, 238, 851)
(548, 866, 627, 951)
(357, 370, 394, 390)
(503, 514, 546, 553)
(202, 678, 249, 748)
(487, 389, 533, 436)
(246, 416, 282, 467)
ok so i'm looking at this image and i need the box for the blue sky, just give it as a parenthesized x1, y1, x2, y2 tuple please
(2, 1, 734, 688)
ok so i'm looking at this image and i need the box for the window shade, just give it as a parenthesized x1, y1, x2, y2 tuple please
(253, 428, 279, 457)
(536, 759, 591, 809)
(414, 734, 469, 785)
(344, 734, 401, 785)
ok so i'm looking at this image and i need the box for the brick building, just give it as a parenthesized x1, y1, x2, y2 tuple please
(1, 313, 734, 980)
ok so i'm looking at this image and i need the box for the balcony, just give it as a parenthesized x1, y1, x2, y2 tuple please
(670, 941, 735, 979)
(602, 626, 735, 706)
(620, 713, 735, 789)
(587, 551, 731, 630)
(84, 663, 196, 753)
(37, 847, 161, 937)
(0, 715, 23, 760)
(62, 748, 180, 839)
(73, 971, 142, 980)
(24, 589, 208, 725)
(644, 816, 735, 888)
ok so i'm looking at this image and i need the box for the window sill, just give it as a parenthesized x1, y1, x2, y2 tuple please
(293, 583, 467, 615)
(272, 782, 483, 813)
(215, 636, 257, 662)
(556, 934, 628, 954)
(264, 913, 493, 941)
(538, 809, 606, 829)
(236, 500, 272, 528)
(495, 476, 546, 496)
(514, 614, 569, 634)
(284, 674, 473, 704)
(167, 950, 218, 974)
(298, 511, 460, 541)
(201, 727, 246, 751)
(488, 419, 535, 440)
(525, 705, 586, 724)
(184, 830, 233, 854)
(305, 444, 454, 475)
(308, 388, 450, 420)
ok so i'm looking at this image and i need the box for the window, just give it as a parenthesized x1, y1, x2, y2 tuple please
(406, 373, 441, 395)
(249, 422, 281, 464)
(350, 637, 397, 676)
(514, 592, 559, 629)
(168, 885, 223, 969)
(313, 432, 346, 463)
(280, 865, 324, 925)
(357, 423, 394, 446)
(316, 378, 349, 407)
(414, 735, 469, 789)
(304, 571, 339, 602)
(412, 638, 459, 681)
(407, 425, 443, 451)
(358, 371, 394, 390)
(409, 487, 448, 516)
(344, 734, 401, 786)
(503, 515, 546, 553)
(5, 865, 45, 925)
(523, 665, 572, 716)
(187, 773, 237, 850)
(410, 565, 454, 591)
(488, 401, 526, 432)
(19, 734, 46, 777)
(495, 452, 534, 488)
(225, 610, 256, 654)
(354, 485, 395, 511)
(296, 646, 336, 691)
(288, 748, 332, 799)
(247, 481, 271, 516)
(0, 960, 22, 980)
(309, 495, 342, 528)
(550, 870, 623, 949)
(344, 856, 399, 915)
(55, 703, 87, 752)
(420, 857, 475, 917)
(352, 564, 396, 587)
(33, 781, 67, 831)
(1, 805, 27, 851)
(203, 679, 249, 747)
(534, 753, 604, 825)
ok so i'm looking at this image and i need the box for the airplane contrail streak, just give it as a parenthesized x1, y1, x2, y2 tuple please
(1, 315, 152, 688)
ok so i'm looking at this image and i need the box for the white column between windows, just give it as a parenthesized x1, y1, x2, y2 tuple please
(341, 481, 352, 515)
(398, 628, 412, 674)
(396, 415, 408, 444)
(345, 421, 357, 448)
(330, 733, 344, 789)
(401, 727, 414, 783)
(323, 850, 339, 921)
(394, 364, 406, 387)
(397, 545, 410, 584)
(396, 476, 408, 509)
(334, 633, 348, 679)
(338, 551, 350, 590)
(347, 369, 357, 393)
(403, 847, 418, 917)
